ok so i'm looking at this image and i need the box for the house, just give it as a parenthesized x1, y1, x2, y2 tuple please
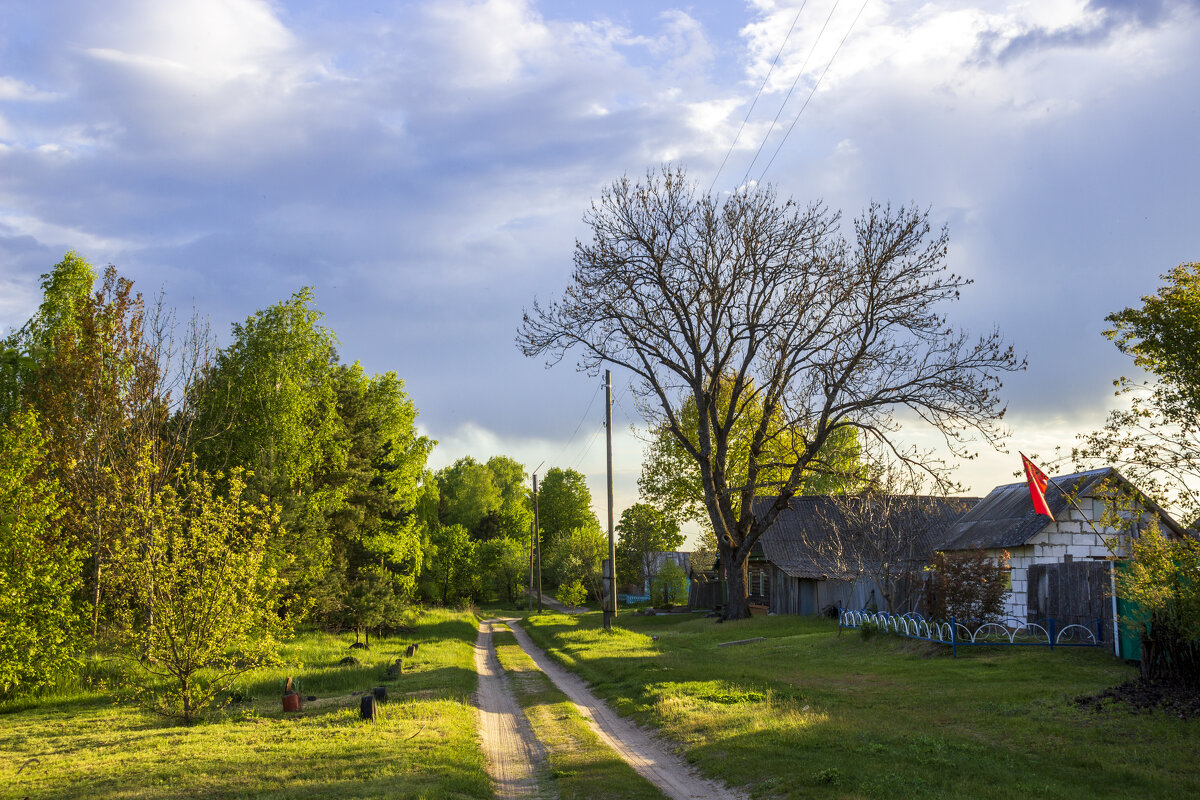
(938, 467, 1187, 625)
(755, 495, 978, 616)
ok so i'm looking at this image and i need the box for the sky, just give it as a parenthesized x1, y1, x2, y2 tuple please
(1, 0, 1198, 541)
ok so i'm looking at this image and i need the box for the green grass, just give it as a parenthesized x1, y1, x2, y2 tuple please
(490, 627, 665, 800)
(0, 609, 489, 800)
(518, 611, 1200, 800)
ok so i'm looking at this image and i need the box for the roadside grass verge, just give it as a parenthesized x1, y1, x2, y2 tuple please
(519, 611, 1199, 800)
(490, 627, 665, 800)
(0, 608, 488, 800)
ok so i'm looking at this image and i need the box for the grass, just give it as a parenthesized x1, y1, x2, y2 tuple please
(0, 608, 489, 800)
(489, 626, 665, 800)
(518, 610, 1200, 800)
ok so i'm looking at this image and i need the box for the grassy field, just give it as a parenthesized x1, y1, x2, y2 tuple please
(490, 626, 665, 800)
(0, 609, 489, 800)
(519, 610, 1200, 800)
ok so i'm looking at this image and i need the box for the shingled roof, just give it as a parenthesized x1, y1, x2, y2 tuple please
(939, 466, 1184, 551)
(754, 495, 979, 580)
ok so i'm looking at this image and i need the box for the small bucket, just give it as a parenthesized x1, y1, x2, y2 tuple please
(282, 691, 302, 712)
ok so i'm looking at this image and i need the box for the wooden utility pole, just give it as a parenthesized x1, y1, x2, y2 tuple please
(528, 513, 535, 612)
(604, 369, 616, 630)
(533, 472, 542, 613)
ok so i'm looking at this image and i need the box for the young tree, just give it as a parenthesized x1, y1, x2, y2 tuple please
(423, 524, 476, 605)
(115, 466, 288, 724)
(1077, 262, 1200, 523)
(0, 412, 84, 699)
(615, 503, 683, 592)
(651, 559, 688, 607)
(520, 167, 1020, 618)
(544, 524, 607, 601)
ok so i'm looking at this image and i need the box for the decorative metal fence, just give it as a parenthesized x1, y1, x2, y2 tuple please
(837, 608, 1105, 657)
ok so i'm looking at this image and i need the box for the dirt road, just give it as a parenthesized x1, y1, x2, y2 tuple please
(501, 618, 744, 800)
(473, 620, 547, 799)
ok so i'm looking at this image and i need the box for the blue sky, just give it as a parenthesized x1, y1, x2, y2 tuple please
(2, 0, 1198, 532)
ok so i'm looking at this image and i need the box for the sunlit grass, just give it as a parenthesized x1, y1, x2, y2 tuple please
(519, 610, 1199, 799)
(0, 609, 489, 800)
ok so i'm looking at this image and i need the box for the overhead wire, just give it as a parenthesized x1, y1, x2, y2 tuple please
(756, 0, 871, 184)
(708, 1, 809, 196)
(542, 379, 603, 473)
(739, 0, 844, 189)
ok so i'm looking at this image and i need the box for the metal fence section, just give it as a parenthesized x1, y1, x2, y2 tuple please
(837, 608, 1104, 657)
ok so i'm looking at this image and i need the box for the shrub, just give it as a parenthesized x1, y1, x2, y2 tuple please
(925, 549, 1010, 623)
(1115, 521, 1200, 686)
(555, 579, 587, 608)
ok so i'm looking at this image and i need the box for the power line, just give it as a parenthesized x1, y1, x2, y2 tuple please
(544, 380, 604, 471)
(708, 1, 809, 196)
(739, 0, 844, 189)
(757, 0, 871, 184)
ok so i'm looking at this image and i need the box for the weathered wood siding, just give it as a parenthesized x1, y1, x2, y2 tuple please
(1026, 560, 1114, 637)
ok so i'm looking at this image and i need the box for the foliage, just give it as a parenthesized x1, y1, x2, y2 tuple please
(555, 579, 588, 608)
(650, 559, 688, 607)
(0, 412, 84, 699)
(1077, 262, 1200, 523)
(544, 524, 607, 601)
(1114, 521, 1200, 686)
(615, 502, 683, 591)
(192, 288, 344, 597)
(536, 467, 599, 549)
(113, 465, 289, 723)
(423, 524, 477, 605)
(638, 376, 864, 529)
(519, 167, 1020, 618)
(478, 537, 528, 604)
(925, 549, 1010, 623)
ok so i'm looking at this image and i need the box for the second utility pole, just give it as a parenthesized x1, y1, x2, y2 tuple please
(604, 369, 616, 631)
(533, 472, 542, 613)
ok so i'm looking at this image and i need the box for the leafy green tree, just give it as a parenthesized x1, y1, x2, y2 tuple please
(651, 559, 688, 607)
(544, 524, 607, 601)
(114, 465, 288, 724)
(423, 524, 476, 605)
(436, 456, 501, 533)
(1077, 262, 1200, 521)
(478, 537, 528, 604)
(10, 257, 162, 635)
(192, 289, 345, 599)
(0, 411, 84, 699)
(615, 503, 683, 592)
(536, 467, 599, 549)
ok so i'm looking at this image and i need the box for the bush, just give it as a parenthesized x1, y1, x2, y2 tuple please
(925, 549, 1009, 623)
(555, 580, 587, 608)
(1115, 521, 1200, 686)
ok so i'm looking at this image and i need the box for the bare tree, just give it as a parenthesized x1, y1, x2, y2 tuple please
(518, 167, 1021, 619)
(809, 461, 973, 613)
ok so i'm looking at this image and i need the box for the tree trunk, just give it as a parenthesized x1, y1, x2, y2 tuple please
(721, 543, 751, 619)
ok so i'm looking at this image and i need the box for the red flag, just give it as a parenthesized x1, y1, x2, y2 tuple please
(1020, 453, 1054, 519)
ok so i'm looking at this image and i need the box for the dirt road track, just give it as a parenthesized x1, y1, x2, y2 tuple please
(473, 620, 547, 799)
(502, 619, 744, 800)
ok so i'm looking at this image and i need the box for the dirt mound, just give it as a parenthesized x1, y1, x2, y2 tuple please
(1075, 680, 1200, 719)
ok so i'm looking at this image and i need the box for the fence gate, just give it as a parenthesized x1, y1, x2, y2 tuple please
(1026, 561, 1114, 636)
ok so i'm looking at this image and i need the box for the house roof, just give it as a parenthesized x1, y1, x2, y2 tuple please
(939, 466, 1185, 551)
(754, 495, 979, 580)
